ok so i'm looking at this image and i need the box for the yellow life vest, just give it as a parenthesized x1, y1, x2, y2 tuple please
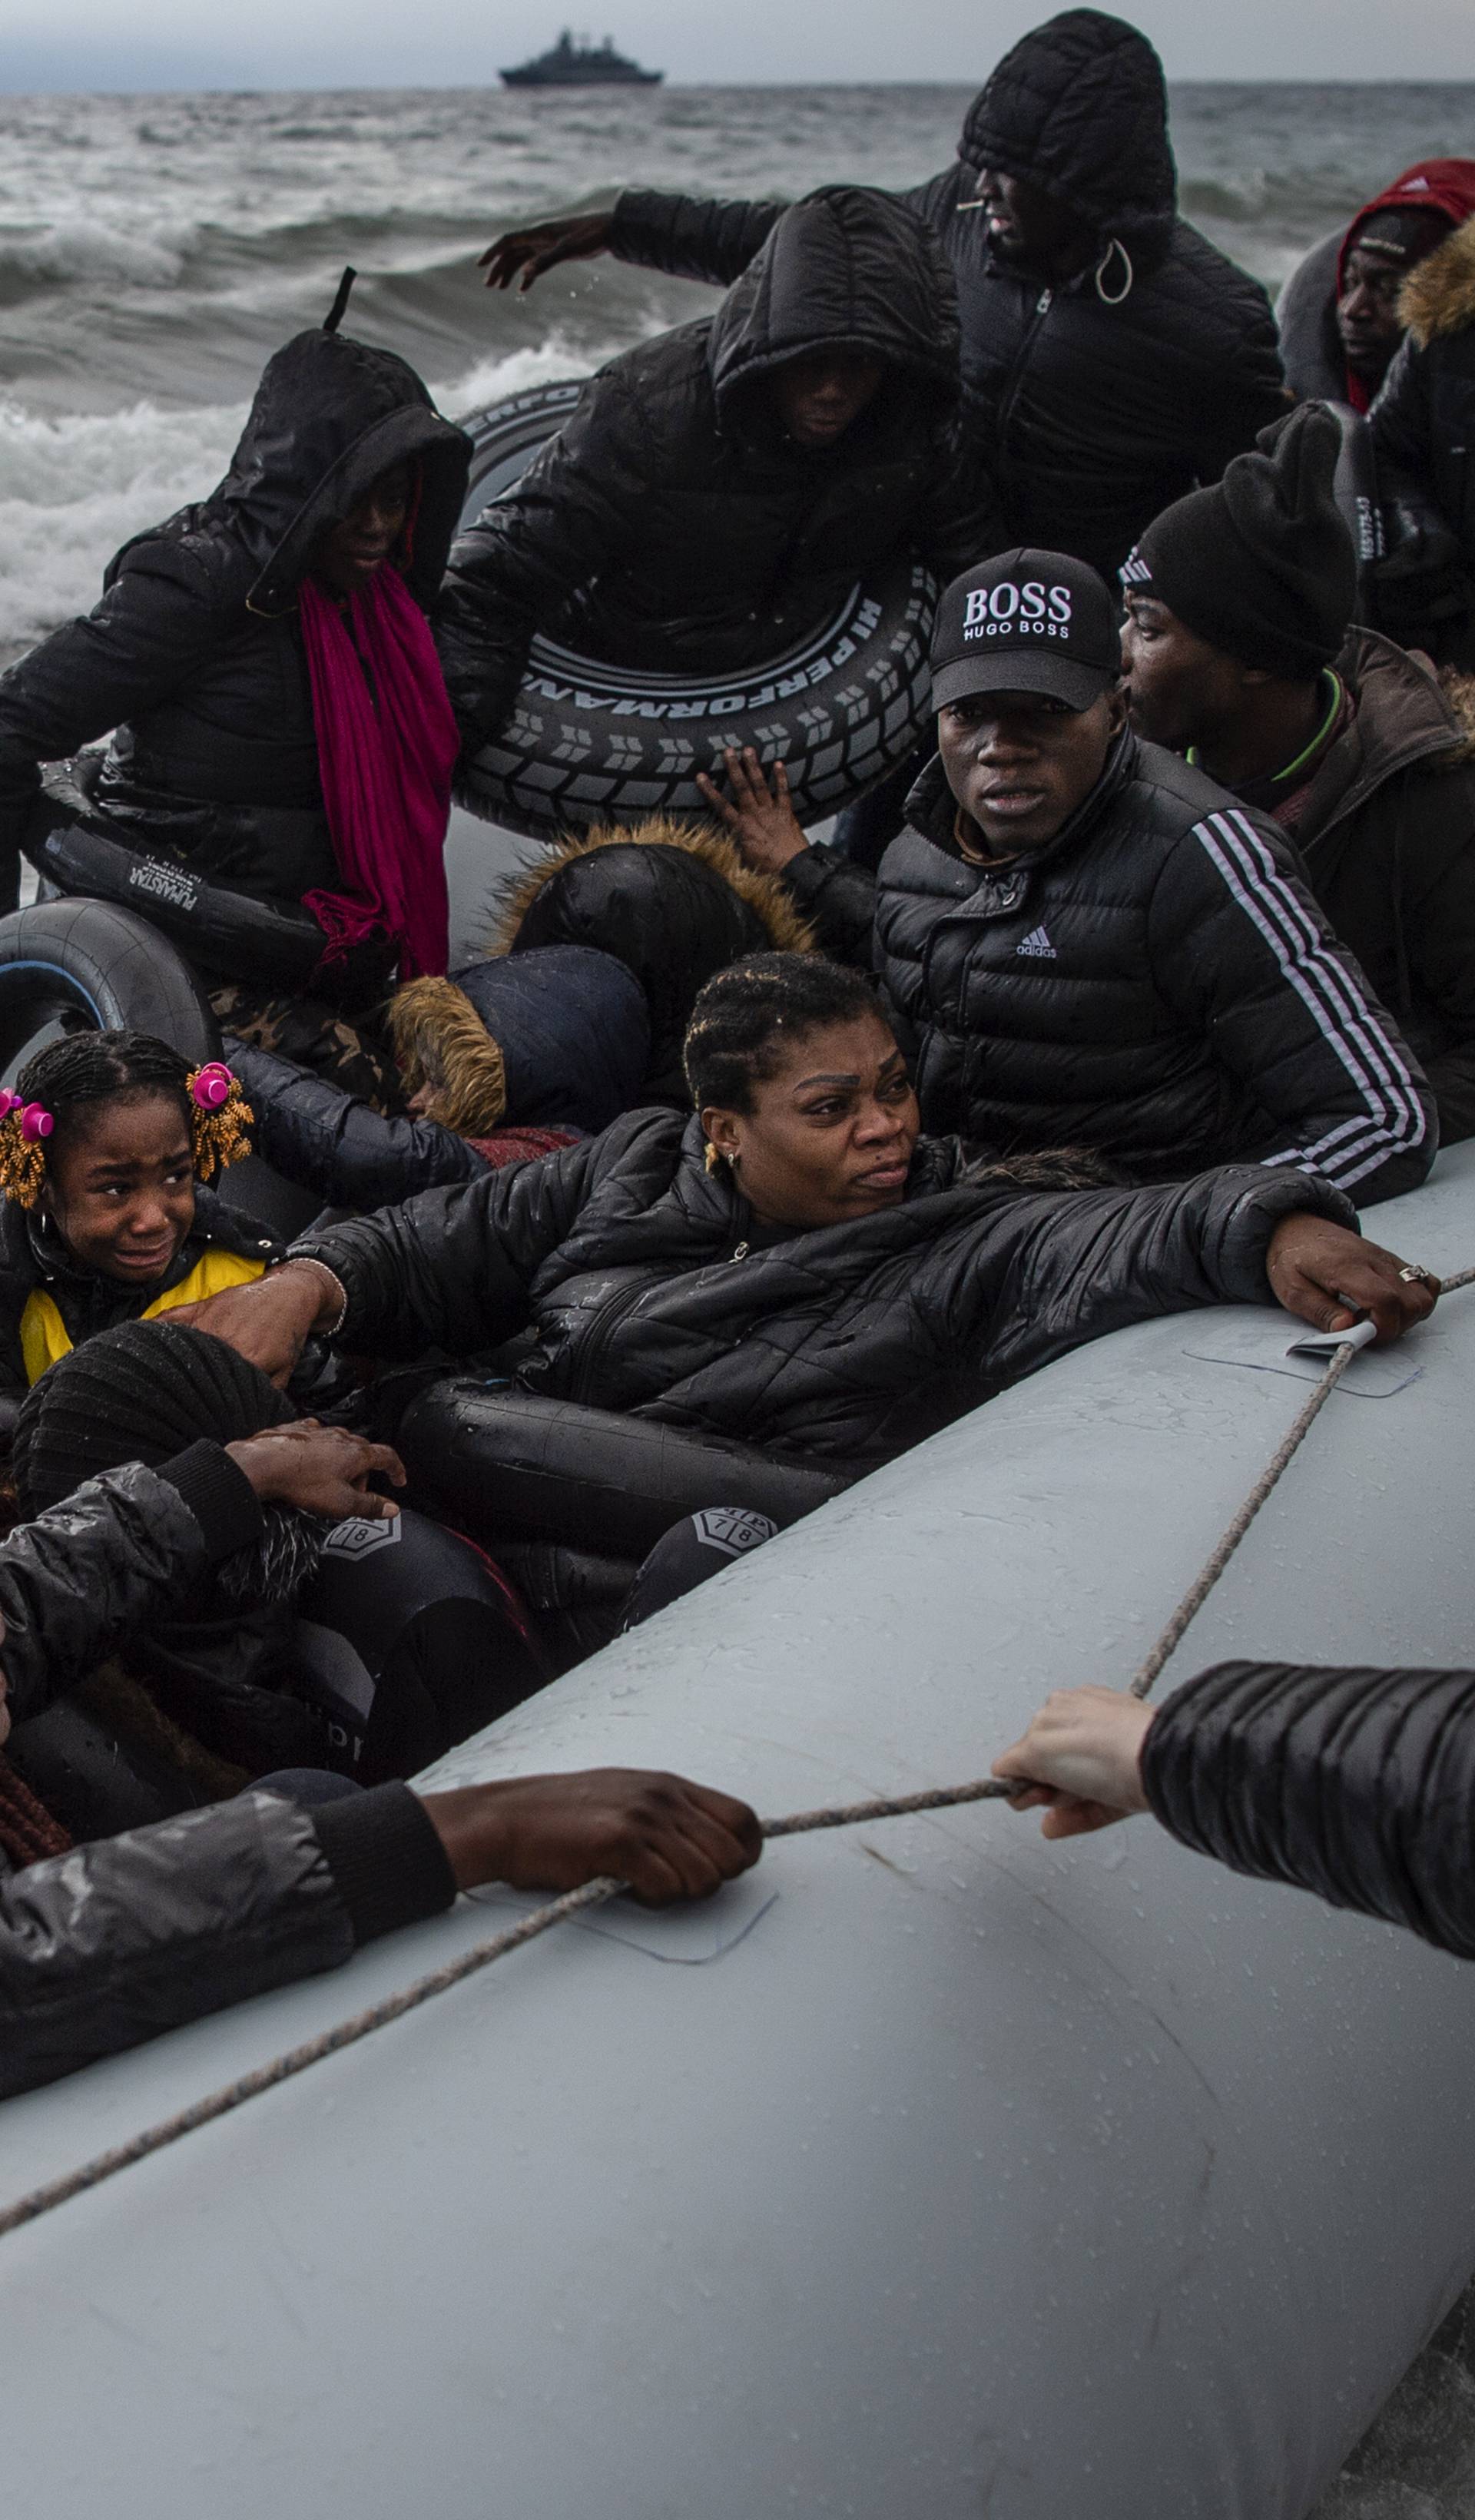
(19, 1245, 267, 1388)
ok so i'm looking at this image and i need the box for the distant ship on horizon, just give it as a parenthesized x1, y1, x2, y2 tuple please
(499, 30, 665, 87)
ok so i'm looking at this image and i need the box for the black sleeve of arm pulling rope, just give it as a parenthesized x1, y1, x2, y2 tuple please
(0, 1784, 456, 2099)
(310, 1782, 457, 1945)
(1142, 1658, 1475, 1959)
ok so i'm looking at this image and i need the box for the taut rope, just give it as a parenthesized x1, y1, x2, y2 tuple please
(2, 1278, 1467, 2243)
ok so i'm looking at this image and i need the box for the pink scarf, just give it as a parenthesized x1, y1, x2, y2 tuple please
(299, 565, 458, 982)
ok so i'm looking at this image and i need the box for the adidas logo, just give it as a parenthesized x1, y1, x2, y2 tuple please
(1016, 923, 1057, 959)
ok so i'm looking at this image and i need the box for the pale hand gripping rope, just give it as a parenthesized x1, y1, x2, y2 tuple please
(2, 1274, 1469, 2243)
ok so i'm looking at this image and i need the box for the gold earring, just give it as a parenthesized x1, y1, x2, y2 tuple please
(704, 1139, 724, 1175)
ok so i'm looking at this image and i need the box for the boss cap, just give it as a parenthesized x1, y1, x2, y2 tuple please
(930, 548, 1122, 712)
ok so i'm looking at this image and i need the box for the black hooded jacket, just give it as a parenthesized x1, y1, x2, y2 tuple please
(605, 12, 1285, 585)
(435, 187, 999, 749)
(781, 739, 1436, 1205)
(0, 330, 470, 931)
(293, 1107, 1353, 1476)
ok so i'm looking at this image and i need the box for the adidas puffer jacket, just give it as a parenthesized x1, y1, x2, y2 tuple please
(867, 739, 1436, 1205)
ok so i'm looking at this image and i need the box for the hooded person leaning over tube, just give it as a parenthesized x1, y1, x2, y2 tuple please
(0, 280, 470, 1106)
(701, 549, 1438, 1209)
(1120, 403, 1475, 1149)
(480, 8, 1286, 592)
(433, 186, 1000, 755)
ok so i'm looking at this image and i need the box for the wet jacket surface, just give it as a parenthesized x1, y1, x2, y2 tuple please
(436, 187, 998, 748)
(0, 1449, 454, 2096)
(784, 737, 1436, 1205)
(0, 330, 469, 934)
(296, 1108, 1353, 1474)
(1142, 1658, 1475, 1962)
(1285, 632, 1475, 1144)
(607, 15, 1284, 583)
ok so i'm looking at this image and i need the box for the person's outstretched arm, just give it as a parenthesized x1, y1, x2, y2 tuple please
(953, 1168, 1434, 1392)
(993, 1660, 1475, 1964)
(479, 192, 786, 295)
(169, 1111, 664, 1387)
(0, 1763, 760, 2097)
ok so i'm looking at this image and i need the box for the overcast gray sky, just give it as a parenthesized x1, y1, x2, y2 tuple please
(6, 0, 1473, 90)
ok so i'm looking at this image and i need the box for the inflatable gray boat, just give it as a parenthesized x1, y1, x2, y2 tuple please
(3, 1149, 1475, 2519)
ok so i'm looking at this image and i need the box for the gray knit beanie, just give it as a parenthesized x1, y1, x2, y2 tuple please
(1125, 403, 1357, 680)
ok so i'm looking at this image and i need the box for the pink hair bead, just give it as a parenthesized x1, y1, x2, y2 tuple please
(191, 1063, 234, 1111)
(0, 1091, 20, 1119)
(21, 1104, 53, 1143)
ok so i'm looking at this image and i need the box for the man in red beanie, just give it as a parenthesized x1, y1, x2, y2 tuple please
(1279, 158, 1475, 410)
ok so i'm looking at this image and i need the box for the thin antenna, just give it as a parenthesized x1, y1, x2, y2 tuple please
(323, 265, 357, 333)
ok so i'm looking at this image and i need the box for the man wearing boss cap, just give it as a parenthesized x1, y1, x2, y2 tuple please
(708, 545, 1434, 1204)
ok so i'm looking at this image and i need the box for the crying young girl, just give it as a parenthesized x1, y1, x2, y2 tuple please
(0, 1028, 270, 1404)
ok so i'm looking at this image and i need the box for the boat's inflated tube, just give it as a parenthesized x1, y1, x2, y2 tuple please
(25, 763, 327, 991)
(14, 1154, 1475, 2517)
(452, 380, 936, 842)
(396, 1378, 850, 1557)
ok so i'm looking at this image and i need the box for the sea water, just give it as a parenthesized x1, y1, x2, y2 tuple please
(4, 74, 1475, 2517)
(2, 79, 1475, 655)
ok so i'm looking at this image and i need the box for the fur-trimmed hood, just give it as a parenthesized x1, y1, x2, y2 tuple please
(1400, 212, 1475, 346)
(479, 816, 820, 1109)
(486, 817, 817, 960)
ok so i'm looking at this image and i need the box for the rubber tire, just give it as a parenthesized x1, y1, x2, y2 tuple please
(452, 379, 936, 841)
(0, 896, 217, 1079)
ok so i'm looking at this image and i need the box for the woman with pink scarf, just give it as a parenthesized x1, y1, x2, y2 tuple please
(0, 285, 470, 1106)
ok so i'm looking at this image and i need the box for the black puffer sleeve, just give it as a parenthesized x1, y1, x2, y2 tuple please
(608, 189, 785, 285)
(945, 1163, 1357, 1388)
(229, 1039, 489, 1207)
(780, 844, 877, 969)
(0, 1456, 251, 1728)
(0, 1791, 353, 2097)
(0, 539, 231, 910)
(291, 1111, 664, 1358)
(435, 370, 656, 749)
(1142, 1658, 1475, 1960)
